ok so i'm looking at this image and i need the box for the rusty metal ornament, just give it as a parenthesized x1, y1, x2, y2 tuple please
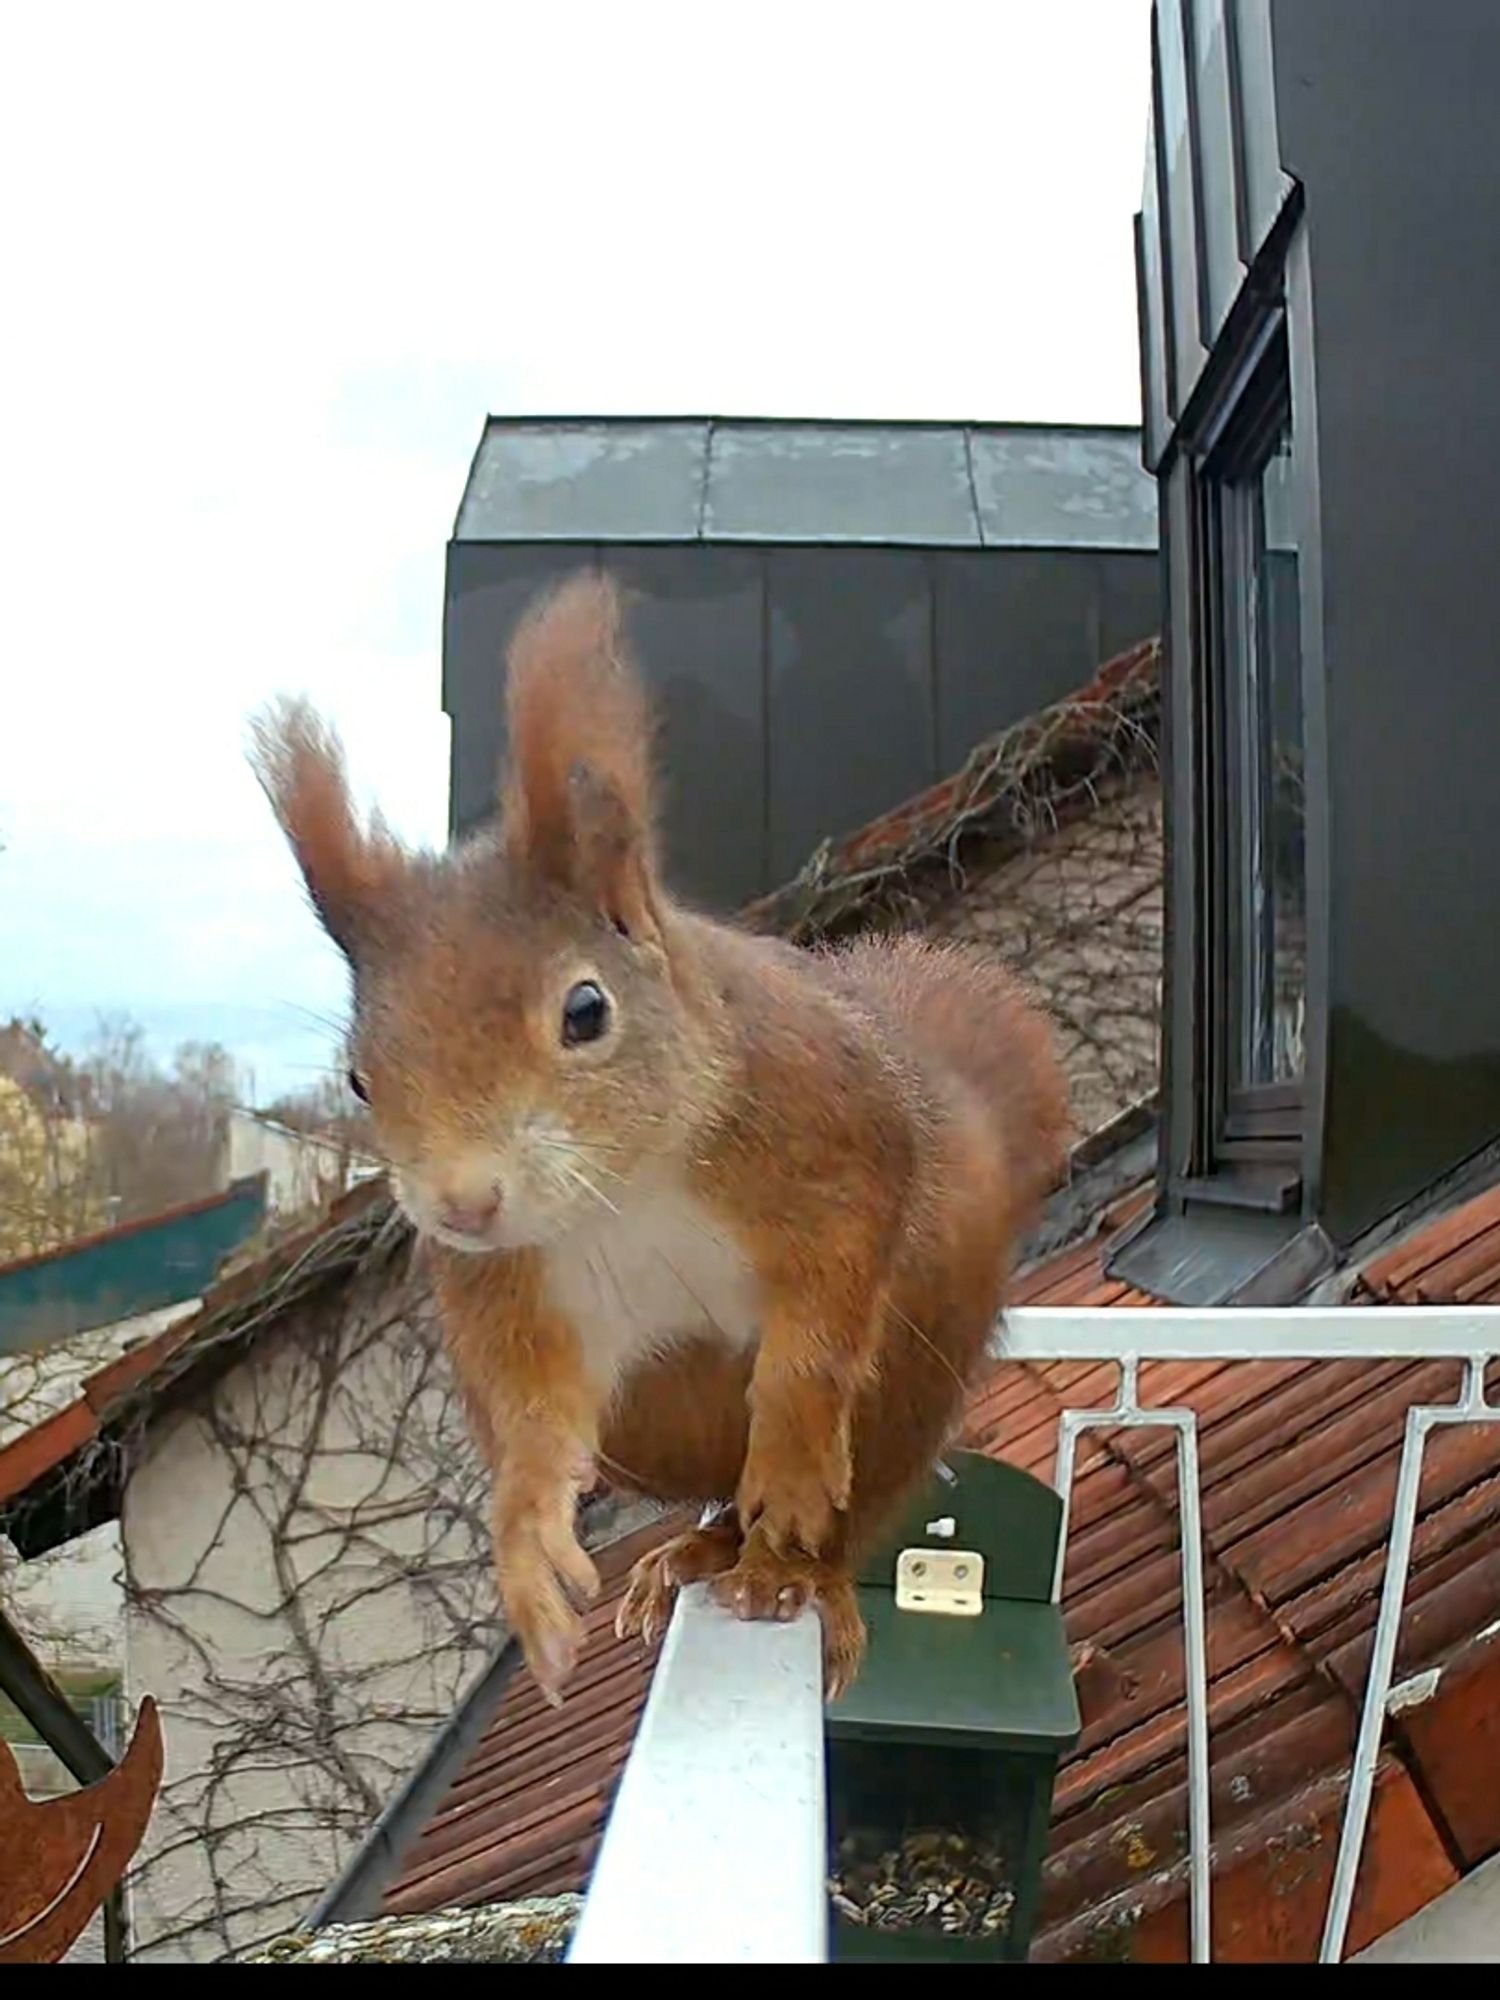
(0, 1695, 164, 1964)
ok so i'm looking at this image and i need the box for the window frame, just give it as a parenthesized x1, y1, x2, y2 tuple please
(1192, 317, 1308, 1195)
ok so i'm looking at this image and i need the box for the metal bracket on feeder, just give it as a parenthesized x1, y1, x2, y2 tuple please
(895, 1547, 985, 1617)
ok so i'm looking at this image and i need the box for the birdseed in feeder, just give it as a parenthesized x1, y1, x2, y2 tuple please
(828, 1827, 1016, 1939)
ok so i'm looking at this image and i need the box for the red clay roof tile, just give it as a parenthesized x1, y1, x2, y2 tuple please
(378, 1517, 686, 1920)
(1359, 1179, 1500, 1298)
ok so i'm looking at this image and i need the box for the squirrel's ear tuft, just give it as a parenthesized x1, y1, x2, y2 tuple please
(249, 698, 404, 959)
(501, 571, 663, 938)
(567, 760, 663, 946)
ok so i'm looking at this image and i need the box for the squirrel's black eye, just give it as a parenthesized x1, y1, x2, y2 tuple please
(347, 1068, 370, 1104)
(561, 981, 611, 1048)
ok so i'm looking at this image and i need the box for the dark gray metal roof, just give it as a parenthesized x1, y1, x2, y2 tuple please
(452, 418, 1156, 551)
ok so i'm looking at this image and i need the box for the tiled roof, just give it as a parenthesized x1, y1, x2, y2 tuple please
(369, 1172, 1500, 1961)
(992, 1177, 1500, 1957)
(379, 1518, 689, 1917)
(1357, 1179, 1500, 1305)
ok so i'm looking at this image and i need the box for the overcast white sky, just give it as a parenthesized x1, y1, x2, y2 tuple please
(0, 0, 1153, 1103)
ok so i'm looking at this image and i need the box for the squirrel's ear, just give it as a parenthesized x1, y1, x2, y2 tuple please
(500, 572, 663, 937)
(249, 698, 404, 960)
(567, 761, 664, 947)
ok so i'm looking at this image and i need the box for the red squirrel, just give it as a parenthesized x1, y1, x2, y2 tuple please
(252, 573, 1069, 1701)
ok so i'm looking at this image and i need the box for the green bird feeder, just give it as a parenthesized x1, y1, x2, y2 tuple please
(824, 1449, 1081, 1963)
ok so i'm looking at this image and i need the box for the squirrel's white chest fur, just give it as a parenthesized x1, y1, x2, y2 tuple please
(540, 1179, 762, 1395)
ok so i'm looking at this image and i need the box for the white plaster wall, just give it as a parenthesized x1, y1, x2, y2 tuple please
(121, 1261, 496, 1962)
(225, 1111, 377, 1219)
(1, 1301, 199, 1674)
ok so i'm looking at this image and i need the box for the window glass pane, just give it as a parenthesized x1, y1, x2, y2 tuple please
(1230, 406, 1306, 1089)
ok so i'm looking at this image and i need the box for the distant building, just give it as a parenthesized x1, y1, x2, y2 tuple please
(0, 1177, 267, 1798)
(222, 1110, 379, 1223)
(443, 417, 1160, 909)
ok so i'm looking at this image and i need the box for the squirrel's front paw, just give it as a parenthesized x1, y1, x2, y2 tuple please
(736, 1458, 839, 1555)
(709, 1535, 868, 1699)
(616, 1517, 743, 1648)
(540, 1515, 601, 1609)
(500, 1547, 586, 1704)
(495, 1498, 597, 1701)
(736, 1387, 852, 1554)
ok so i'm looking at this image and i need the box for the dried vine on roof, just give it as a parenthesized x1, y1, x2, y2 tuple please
(744, 639, 1160, 946)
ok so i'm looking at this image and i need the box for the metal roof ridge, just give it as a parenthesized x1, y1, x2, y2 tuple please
(473, 412, 1145, 435)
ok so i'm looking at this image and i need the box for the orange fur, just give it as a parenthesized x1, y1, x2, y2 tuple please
(253, 569, 1071, 1699)
(248, 698, 406, 957)
(501, 574, 659, 920)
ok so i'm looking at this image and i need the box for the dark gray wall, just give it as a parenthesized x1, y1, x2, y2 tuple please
(607, 548, 768, 905)
(762, 549, 934, 885)
(443, 543, 584, 870)
(1270, 0, 1500, 1240)
(444, 543, 1160, 911)
(935, 552, 1161, 773)
(1137, 0, 1500, 1255)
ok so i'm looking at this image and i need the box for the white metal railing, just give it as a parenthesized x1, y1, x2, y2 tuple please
(567, 1305, 1500, 1966)
(567, 1578, 828, 1964)
(1000, 1304, 1500, 1965)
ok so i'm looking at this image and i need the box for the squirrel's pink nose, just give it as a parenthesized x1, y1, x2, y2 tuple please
(438, 1192, 501, 1238)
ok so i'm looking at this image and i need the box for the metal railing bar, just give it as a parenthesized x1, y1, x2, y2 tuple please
(1178, 1413, 1211, 1967)
(1000, 1304, 1500, 1362)
(567, 1580, 828, 1965)
(1008, 1306, 1500, 1965)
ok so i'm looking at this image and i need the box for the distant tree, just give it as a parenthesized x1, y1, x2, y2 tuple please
(80, 1018, 242, 1223)
(0, 1015, 246, 1254)
(0, 1013, 247, 1672)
